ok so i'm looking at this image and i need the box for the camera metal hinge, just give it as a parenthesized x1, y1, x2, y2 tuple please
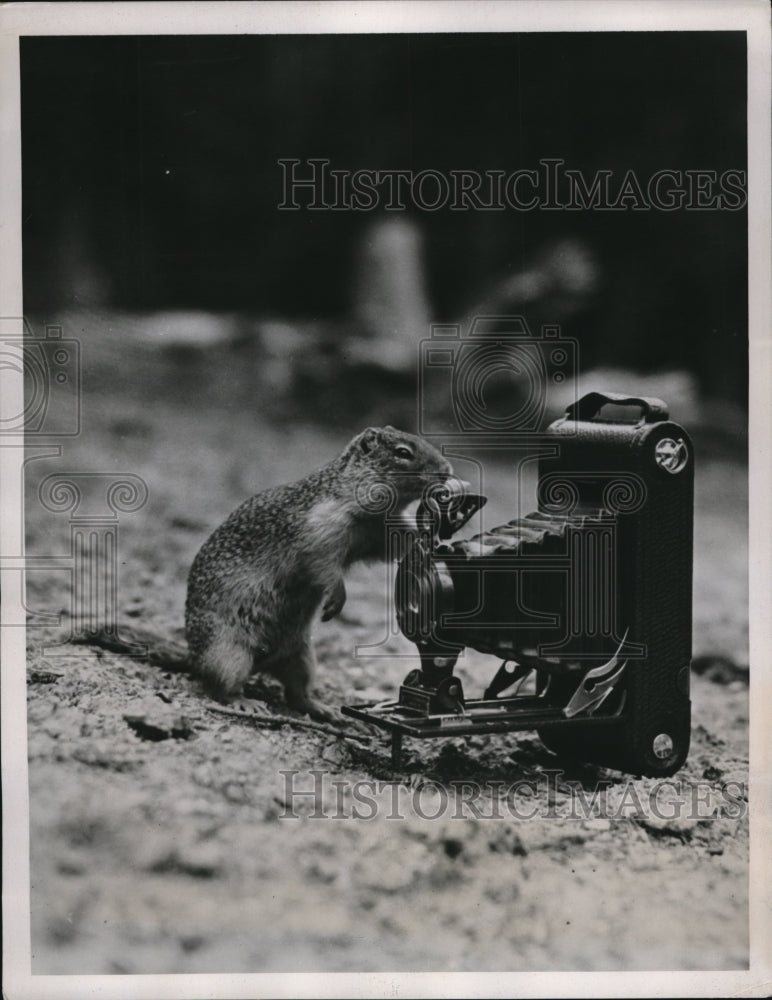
(563, 632, 629, 719)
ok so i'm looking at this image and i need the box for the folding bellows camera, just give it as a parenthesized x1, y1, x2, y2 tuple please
(343, 392, 694, 777)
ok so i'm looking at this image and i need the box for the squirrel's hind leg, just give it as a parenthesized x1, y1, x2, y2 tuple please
(194, 629, 254, 700)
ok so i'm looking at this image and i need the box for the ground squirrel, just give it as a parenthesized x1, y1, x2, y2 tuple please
(183, 426, 452, 720)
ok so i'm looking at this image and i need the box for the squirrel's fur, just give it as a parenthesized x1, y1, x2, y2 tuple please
(77, 427, 452, 722)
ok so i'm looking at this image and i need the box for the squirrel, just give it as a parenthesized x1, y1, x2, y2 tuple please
(76, 426, 452, 723)
(185, 425, 452, 721)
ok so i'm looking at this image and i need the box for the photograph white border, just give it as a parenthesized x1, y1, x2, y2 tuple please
(1, 3, 769, 998)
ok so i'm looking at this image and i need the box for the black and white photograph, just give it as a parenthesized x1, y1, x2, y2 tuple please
(1, 2, 770, 998)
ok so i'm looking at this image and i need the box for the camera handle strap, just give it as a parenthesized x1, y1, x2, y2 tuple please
(564, 391, 669, 424)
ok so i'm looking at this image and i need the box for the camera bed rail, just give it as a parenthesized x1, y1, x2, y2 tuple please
(341, 696, 625, 769)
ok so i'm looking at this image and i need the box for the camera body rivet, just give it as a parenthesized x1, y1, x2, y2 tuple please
(655, 437, 688, 474)
(652, 733, 674, 759)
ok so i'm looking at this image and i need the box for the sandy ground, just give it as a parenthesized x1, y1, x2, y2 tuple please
(23, 319, 749, 973)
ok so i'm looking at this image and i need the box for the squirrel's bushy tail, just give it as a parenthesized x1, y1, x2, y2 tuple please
(72, 624, 189, 672)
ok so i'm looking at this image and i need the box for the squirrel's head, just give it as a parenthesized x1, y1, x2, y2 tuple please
(341, 426, 453, 512)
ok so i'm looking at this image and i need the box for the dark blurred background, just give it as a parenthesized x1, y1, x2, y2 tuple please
(21, 32, 747, 407)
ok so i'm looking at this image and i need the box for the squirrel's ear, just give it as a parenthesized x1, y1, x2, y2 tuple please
(358, 427, 381, 454)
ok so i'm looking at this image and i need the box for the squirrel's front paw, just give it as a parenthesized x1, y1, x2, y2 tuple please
(320, 578, 346, 622)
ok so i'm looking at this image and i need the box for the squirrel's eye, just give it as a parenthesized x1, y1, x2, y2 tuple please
(395, 445, 414, 460)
